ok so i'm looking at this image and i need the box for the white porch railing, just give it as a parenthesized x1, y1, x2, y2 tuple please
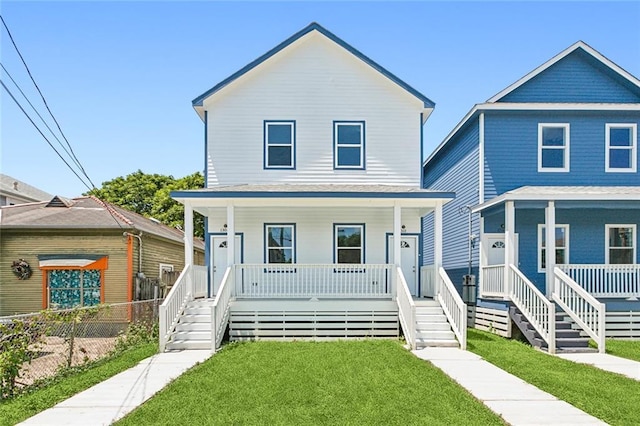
(211, 266, 234, 352)
(193, 265, 208, 298)
(396, 267, 416, 350)
(509, 264, 556, 354)
(159, 264, 193, 352)
(553, 268, 606, 353)
(480, 264, 506, 298)
(420, 265, 436, 298)
(558, 264, 640, 298)
(436, 267, 467, 350)
(234, 264, 394, 298)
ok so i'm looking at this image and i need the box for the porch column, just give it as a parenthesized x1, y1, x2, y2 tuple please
(184, 203, 194, 267)
(393, 203, 402, 267)
(434, 201, 443, 270)
(545, 201, 556, 298)
(504, 201, 515, 296)
(226, 203, 235, 266)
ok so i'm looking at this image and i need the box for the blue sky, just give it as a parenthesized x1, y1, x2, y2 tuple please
(2, 1, 639, 197)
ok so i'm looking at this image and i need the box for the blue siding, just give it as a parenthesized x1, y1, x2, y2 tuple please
(484, 206, 640, 293)
(499, 50, 640, 103)
(424, 120, 479, 187)
(484, 111, 640, 195)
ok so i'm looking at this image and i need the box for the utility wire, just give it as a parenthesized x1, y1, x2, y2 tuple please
(1, 79, 93, 192)
(0, 14, 97, 189)
(0, 62, 82, 170)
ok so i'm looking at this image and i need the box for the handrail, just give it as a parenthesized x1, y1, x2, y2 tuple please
(396, 267, 416, 350)
(193, 265, 208, 298)
(480, 264, 506, 298)
(436, 267, 467, 350)
(211, 266, 234, 352)
(558, 264, 640, 298)
(420, 265, 436, 297)
(159, 264, 192, 351)
(508, 264, 555, 354)
(553, 267, 606, 353)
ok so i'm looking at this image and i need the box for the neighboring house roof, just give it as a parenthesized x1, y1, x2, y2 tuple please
(424, 41, 640, 167)
(472, 186, 640, 213)
(0, 173, 53, 204)
(192, 22, 435, 114)
(0, 195, 204, 250)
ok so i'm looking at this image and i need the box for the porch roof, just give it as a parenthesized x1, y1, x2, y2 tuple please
(472, 186, 640, 213)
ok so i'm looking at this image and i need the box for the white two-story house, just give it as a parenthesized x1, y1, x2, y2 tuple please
(161, 23, 466, 352)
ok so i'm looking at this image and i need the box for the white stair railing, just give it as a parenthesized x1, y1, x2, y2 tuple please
(436, 267, 467, 350)
(509, 264, 555, 354)
(553, 267, 606, 353)
(420, 265, 436, 297)
(211, 266, 234, 352)
(396, 267, 416, 350)
(159, 264, 192, 352)
(480, 264, 506, 298)
(193, 265, 208, 298)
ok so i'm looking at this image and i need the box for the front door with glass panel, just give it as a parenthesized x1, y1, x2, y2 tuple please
(211, 235, 242, 295)
(388, 235, 419, 296)
(484, 233, 519, 266)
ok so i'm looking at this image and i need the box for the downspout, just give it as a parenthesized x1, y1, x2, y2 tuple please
(123, 231, 143, 274)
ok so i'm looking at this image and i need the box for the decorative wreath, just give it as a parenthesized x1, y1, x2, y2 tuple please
(11, 259, 32, 280)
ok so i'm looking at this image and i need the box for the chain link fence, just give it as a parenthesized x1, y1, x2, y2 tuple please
(0, 299, 160, 399)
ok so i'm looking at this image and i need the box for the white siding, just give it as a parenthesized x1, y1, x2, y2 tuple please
(207, 207, 423, 264)
(203, 33, 423, 187)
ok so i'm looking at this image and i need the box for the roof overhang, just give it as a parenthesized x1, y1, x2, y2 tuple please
(472, 186, 640, 213)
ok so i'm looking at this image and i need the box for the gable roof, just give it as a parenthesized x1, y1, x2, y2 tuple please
(0, 196, 204, 249)
(487, 41, 640, 103)
(0, 173, 53, 203)
(192, 22, 434, 113)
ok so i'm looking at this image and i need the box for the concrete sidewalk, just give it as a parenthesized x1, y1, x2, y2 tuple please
(19, 350, 212, 426)
(414, 347, 606, 425)
(555, 352, 640, 380)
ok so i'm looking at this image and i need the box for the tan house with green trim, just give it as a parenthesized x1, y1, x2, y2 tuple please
(0, 196, 204, 316)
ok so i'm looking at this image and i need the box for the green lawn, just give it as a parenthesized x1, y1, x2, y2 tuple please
(0, 342, 157, 426)
(468, 329, 640, 426)
(603, 339, 640, 362)
(118, 340, 503, 425)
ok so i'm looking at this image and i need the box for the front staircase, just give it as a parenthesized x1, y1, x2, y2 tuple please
(414, 300, 459, 348)
(165, 299, 213, 350)
(509, 305, 593, 353)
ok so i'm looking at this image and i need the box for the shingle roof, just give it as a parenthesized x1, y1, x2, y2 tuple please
(0, 196, 204, 249)
(0, 174, 53, 203)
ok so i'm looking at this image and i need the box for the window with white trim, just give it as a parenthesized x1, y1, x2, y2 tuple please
(265, 224, 295, 263)
(606, 225, 636, 264)
(334, 121, 365, 169)
(606, 124, 637, 172)
(538, 123, 570, 172)
(335, 225, 364, 263)
(538, 224, 569, 272)
(264, 121, 295, 169)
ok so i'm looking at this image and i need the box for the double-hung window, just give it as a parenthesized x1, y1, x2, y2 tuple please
(538, 225, 569, 272)
(334, 121, 365, 169)
(264, 121, 295, 169)
(265, 224, 295, 264)
(605, 124, 637, 172)
(606, 225, 636, 264)
(335, 225, 364, 264)
(538, 123, 570, 172)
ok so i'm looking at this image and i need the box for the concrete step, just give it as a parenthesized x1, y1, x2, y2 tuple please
(171, 331, 211, 341)
(166, 339, 211, 350)
(556, 337, 590, 348)
(416, 330, 456, 340)
(416, 338, 459, 348)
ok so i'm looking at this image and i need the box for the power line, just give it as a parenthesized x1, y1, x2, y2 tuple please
(0, 14, 97, 189)
(1, 79, 94, 192)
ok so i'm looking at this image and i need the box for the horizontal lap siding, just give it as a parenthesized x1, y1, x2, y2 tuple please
(206, 207, 422, 265)
(484, 111, 640, 196)
(499, 50, 640, 103)
(204, 34, 422, 187)
(138, 237, 203, 280)
(0, 232, 128, 316)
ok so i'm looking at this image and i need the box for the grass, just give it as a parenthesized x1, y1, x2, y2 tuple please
(467, 329, 640, 426)
(118, 340, 504, 425)
(0, 342, 157, 426)
(603, 339, 640, 362)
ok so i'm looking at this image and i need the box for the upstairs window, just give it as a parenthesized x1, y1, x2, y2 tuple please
(335, 224, 364, 263)
(265, 224, 295, 263)
(606, 225, 636, 264)
(538, 123, 570, 172)
(334, 121, 365, 169)
(606, 124, 637, 172)
(264, 121, 295, 169)
(538, 225, 569, 272)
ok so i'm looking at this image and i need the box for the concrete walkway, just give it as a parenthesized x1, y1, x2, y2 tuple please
(555, 352, 640, 381)
(413, 347, 606, 425)
(19, 350, 212, 426)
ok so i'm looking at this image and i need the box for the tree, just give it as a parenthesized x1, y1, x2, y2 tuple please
(86, 170, 205, 238)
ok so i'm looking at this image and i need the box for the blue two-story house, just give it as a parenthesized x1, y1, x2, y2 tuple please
(423, 41, 640, 352)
